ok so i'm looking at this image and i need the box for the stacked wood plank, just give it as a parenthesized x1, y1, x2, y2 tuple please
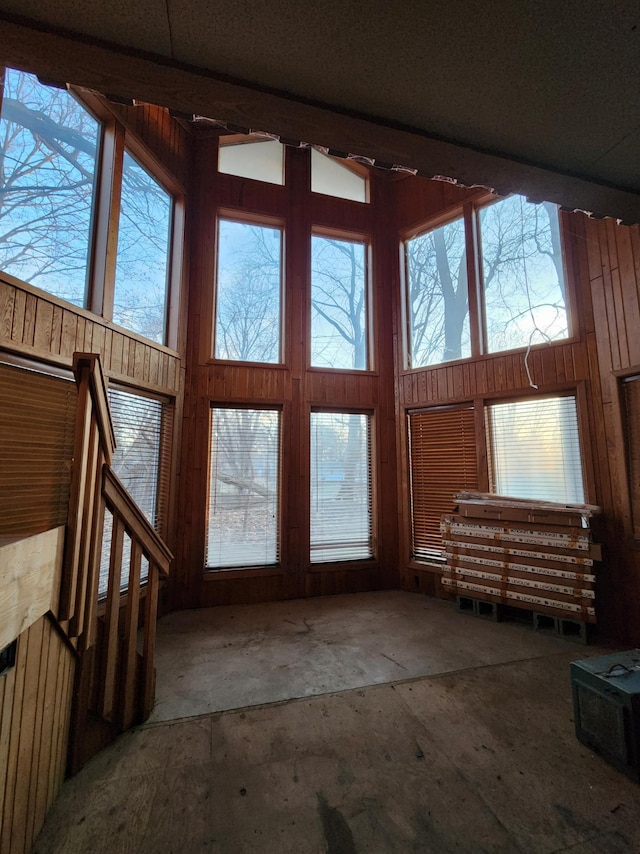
(440, 492, 601, 623)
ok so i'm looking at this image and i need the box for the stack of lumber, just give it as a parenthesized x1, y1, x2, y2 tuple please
(440, 492, 601, 623)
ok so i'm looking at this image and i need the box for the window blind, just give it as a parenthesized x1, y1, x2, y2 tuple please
(622, 376, 640, 539)
(487, 395, 584, 503)
(0, 362, 77, 536)
(100, 388, 170, 595)
(207, 407, 280, 569)
(408, 405, 478, 560)
(310, 411, 373, 563)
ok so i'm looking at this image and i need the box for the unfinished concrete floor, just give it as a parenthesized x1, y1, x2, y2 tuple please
(35, 591, 640, 853)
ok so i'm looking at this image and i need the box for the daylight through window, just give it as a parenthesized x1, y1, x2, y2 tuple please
(0, 68, 100, 306)
(207, 407, 281, 569)
(310, 411, 373, 562)
(311, 235, 368, 370)
(215, 219, 283, 363)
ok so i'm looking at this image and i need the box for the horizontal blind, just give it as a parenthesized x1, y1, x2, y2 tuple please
(408, 405, 478, 560)
(310, 411, 373, 563)
(100, 388, 168, 594)
(207, 407, 280, 569)
(0, 362, 76, 536)
(487, 395, 584, 503)
(623, 377, 640, 539)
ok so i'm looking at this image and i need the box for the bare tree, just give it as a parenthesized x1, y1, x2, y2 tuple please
(407, 196, 567, 366)
(0, 68, 99, 303)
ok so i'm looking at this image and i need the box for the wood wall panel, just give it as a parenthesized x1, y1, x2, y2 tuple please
(107, 101, 190, 190)
(0, 277, 181, 395)
(175, 141, 399, 608)
(391, 171, 640, 643)
(582, 217, 640, 642)
(0, 616, 75, 854)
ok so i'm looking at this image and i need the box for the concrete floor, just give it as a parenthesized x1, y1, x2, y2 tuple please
(35, 591, 640, 853)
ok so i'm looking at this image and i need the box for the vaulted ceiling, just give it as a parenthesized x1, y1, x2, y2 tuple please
(0, 1, 639, 219)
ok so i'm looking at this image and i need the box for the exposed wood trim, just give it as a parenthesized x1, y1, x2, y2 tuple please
(1, 16, 640, 222)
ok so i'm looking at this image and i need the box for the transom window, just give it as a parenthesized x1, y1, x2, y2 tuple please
(404, 195, 568, 367)
(214, 219, 283, 363)
(311, 149, 368, 203)
(311, 235, 369, 370)
(218, 135, 285, 185)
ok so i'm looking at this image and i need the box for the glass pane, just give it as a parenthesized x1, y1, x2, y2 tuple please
(479, 196, 568, 353)
(218, 138, 284, 185)
(207, 408, 280, 568)
(113, 151, 172, 343)
(0, 68, 100, 305)
(488, 396, 584, 503)
(406, 217, 470, 368)
(310, 411, 372, 563)
(311, 149, 368, 203)
(215, 220, 282, 363)
(311, 236, 368, 369)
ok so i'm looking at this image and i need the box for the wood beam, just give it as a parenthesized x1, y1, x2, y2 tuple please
(1, 16, 639, 223)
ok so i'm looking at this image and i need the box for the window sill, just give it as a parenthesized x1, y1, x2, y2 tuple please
(407, 559, 446, 574)
(307, 559, 379, 573)
(203, 566, 284, 581)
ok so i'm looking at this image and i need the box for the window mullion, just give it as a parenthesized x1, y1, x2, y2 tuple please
(89, 120, 125, 319)
(464, 202, 484, 357)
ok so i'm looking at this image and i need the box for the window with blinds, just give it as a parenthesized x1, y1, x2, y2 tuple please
(310, 411, 373, 563)
(207, 407, 281, 569)
(408, 405, 478, 561)
(0, 362, 77, 537)
(100, 388, 171, 595)
(622, 376, 640, 539)
(486, 395, 584, 503)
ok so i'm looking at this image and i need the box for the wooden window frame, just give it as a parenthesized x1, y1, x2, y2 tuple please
(204, 402, 283, 573)
(211, 210, 286, 367)
(309, 226, 375, 374)
(400, 193, 578, 373)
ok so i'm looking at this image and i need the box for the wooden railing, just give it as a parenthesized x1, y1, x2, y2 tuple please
(61, 353, 172, 772)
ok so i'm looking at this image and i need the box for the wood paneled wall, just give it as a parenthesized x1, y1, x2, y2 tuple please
(392, 174, 640, 643)
(582, 217, 640, 643)
(0, 615, 75, 854)
(174, 141, 399, 608)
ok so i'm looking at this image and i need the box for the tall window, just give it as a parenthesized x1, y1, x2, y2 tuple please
(310, 411, 373, 563)
(100, 388, 170, 594)
(405, 216, 470, 368)
(207, 407, 280, 569)
(113, 150, 173, 343)
(0, 68, 100, 305)
(404, 195, 568, 366)
(486, 395, 584, 503)
(311, 235, 368, 370)
(215, 219, 283, 363)
(479, 196, 567, 353)
(408, 405, 478, 561)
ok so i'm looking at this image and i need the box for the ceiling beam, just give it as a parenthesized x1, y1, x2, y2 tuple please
(1, 15, 639, 223)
